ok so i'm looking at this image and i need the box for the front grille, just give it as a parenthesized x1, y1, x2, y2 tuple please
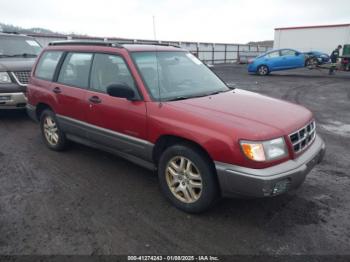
(12, 71, 31, 86)
(289, 120, 316, 153)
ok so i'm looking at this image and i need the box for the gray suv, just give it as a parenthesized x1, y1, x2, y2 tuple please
(0, 33, 41, 109)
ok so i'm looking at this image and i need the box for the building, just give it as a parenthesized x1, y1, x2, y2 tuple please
(274, 23, 350, 54)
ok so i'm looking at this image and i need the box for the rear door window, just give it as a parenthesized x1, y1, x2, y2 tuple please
(35, 51, 63, 81)
(58, 52, 93, 89)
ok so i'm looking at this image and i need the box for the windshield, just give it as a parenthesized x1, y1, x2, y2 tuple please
(131, 51, 229, 101)
(0, 36, 41, 57)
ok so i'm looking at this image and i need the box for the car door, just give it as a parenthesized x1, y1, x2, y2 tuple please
(85, 53, 150, 161)
(263, 51, 282, 70)
(280, 49, 304, 69)
(54, 52, 93, 136)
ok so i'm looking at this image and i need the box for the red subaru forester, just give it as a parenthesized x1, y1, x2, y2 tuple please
(27, 41, 325, 213)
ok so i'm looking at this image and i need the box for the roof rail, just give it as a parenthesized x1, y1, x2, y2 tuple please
(48, 40, 181, 49)
(49, 40, 123, 48)
(120, 42, 181, 48)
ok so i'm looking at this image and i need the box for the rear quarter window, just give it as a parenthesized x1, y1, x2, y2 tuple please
(35, 51, 63, 81)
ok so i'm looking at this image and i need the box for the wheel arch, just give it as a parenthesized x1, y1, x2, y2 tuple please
(35, 103, 54, 121)
(152, 135, 215, 171)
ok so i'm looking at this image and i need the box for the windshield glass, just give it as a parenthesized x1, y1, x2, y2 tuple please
(0, 36, 41, 57)
(131, 51, 229, 101)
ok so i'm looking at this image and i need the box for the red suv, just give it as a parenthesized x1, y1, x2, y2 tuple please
(27, 41, 325, 213)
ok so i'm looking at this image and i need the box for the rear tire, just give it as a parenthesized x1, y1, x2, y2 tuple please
(158, 144, 219, 213)
(40, 109, 68, 151)
(257, 65, 269, 76)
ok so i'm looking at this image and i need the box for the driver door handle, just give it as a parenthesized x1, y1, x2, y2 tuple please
(89, 96, 102, 104)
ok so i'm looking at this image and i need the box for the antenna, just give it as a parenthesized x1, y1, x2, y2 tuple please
(152, 15, 162, 105)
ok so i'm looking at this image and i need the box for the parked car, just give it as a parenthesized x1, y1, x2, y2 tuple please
(0, 33, 41, 109)
(304, 51, 330, 66)
(248, 49, 306, 76)
(27, 41, 325, 213)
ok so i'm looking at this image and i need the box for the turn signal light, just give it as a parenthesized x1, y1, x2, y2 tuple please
(241, 143, 265, 161)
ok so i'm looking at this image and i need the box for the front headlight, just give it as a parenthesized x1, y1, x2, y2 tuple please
(240, 137, 288, 162)
(0, 72, 12, 84)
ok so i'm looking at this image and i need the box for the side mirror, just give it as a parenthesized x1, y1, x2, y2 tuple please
(226, 83, 236, 89)
(107, 84, 136, 101)
(295, 52, 300, 56)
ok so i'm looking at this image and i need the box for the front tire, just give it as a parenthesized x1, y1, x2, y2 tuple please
(257, 65, 269, 76)
(305, 57, 318, 68)
(158, 144, 219, 213)
(40, 109, 68, 151)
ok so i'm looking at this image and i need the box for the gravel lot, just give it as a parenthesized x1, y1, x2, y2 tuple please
(0, 65, 349, 256)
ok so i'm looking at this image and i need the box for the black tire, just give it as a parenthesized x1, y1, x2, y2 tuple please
(158, 144, 219, 213)
(257, 65, 269, 76)
(40, 109, 68, 151)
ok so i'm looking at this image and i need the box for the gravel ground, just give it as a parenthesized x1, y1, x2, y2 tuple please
(0, 65, 349, 256)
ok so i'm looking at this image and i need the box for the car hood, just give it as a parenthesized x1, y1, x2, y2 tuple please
(167, 89, 313, 139)
(0, 57, 36, 72)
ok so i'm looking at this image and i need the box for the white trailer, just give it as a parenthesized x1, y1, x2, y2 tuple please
(274, 24, 350, 55)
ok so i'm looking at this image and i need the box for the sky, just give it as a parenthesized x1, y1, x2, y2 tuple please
(0, 0, 349, 44)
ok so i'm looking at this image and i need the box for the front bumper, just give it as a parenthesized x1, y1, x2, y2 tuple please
(247, 64, 257, 72)
(0, 92, 27, 109)
(215, 135, 325, 198)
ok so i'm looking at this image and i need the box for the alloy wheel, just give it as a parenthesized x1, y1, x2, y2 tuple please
(43, 116, 59, 146)
(165, 156, 203, 204)
(258, 66, 268, 75)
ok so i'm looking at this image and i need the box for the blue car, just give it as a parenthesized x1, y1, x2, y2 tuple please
(304, 51, 330, 65)
(248, 49, 306, 76)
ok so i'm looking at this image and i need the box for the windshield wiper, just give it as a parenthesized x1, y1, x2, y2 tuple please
(166, 96, 193, 101)
(205, 90, 228, 96)
(167, 89, 231, 101)
(167, 93, 208, 101)
(205, 89, 231, 96)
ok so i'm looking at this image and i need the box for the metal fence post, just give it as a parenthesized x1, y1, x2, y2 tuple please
(212, 43, 215, 64)
(237, 45, 240, 64)
(224, 44, 227, 63)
